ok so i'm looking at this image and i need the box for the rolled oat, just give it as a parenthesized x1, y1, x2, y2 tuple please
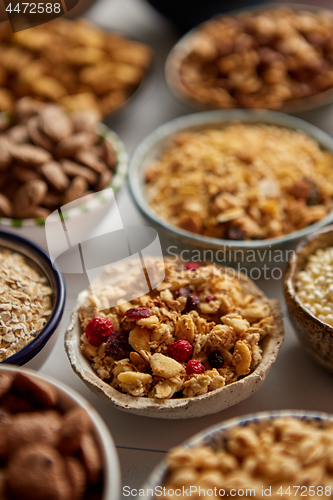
(0, 247, 53, 360)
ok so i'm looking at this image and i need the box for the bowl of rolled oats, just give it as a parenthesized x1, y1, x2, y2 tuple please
(165, 4, 333, 114)
(65, 258, 284, 418)
(284, 225, 333, 373)
(129, 109, 333, 267)
(0, 230, 65, 367)
(0, 364, 121, 500)
(142, 410, 333, 498)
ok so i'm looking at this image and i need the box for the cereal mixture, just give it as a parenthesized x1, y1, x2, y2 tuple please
(0, 98, 118, 220)
(162, 417, 333, 498)
(0, 371, 103, 500)
(174, 8, 333, 110)
(0, 248, 53, 360)
(79, 261, 275, 399)
(296, 247, 333, 327)
(145, 123, 333, 240)
(0, 18, 152, 116)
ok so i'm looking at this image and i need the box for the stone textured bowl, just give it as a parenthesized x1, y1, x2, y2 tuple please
(65, 266, 284, 419)
(141, 410, 333, 498)
(284, 225, 333, 373)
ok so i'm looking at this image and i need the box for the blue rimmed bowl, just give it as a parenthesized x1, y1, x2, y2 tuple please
(142, 410, 333, 498)
(129, 109, 333, 270)
(0, 230, 65, 368)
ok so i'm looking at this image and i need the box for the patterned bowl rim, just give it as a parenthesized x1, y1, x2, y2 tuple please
(142, 409, 333, 495)
(0, 123, 128, 228)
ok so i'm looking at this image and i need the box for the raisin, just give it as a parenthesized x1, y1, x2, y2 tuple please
(208, 351, 225, 369)
(224, 227, 245, 240)
(175, 286, 191, 298)
(106, 330, 132, 360)
(185, 294, 201, 314)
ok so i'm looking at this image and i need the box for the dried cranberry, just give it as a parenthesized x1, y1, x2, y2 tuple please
(184, 262, 200, 271)
(186, 360, 205, 375)
(106, 330, 132, 360)
(185, 294, 201, 314)
(85, 318, 113, 346)
(167, 340, 193, 363)
(224, 227, 245, 241)
(125, 308, 152, 320)
(208, 351, 225, 369)
(175, 286, 191, 298)
(206, 295, 214, 302)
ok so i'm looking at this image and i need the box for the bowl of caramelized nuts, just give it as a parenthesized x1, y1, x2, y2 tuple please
(0, 365, 120, 500)
(166, 4, 333, 114)
(142, 410, 333, 498)
(0, 98, 128, 230)
(284, 225, 333, 373)
(65, 258, 284, 418)
(129, 109, 333, 268)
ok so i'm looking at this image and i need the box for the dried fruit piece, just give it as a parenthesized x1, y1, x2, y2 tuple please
(206, 295, 214, 302)
(225, 227, 246, 240)
(208, 351, 225, 368)
(185, 294, 201, 314)
(186, 359, 205, 375)
(184, 262, 200, 271)
(85, 317, 113, 346)
(167, 339, 193, 362)
(175, 286, 191, 298)
(125, 307, 152, 320)
(106, 329, 132, 360)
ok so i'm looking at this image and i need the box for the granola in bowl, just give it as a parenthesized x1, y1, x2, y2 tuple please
(0, 246, 53, 361)
(145, 122, 333, 241)
(76, 260, 283, 404)
(144, 412, 333, 499)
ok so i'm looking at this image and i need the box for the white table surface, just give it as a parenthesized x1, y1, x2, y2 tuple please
(11, 0, 333, 496)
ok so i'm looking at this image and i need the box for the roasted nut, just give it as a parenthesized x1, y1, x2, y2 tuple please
(75, 150, 106, 174)
(11, 144, 52, 168)
(27, 116, 54, 151)
(0, 136, 13, 170)
(38, 105, 73, 142)
(59, 407, 92, 454)
(0, 373, 13, 398)
(62, 176, 89, 205)
(79, 432, 102, 484)
(0, 193, 12, 217)
(13, 179, 48, 214)
(56, 132, 96, 158)
(14, 373, 59, 408)
(61, 159, 98, 185)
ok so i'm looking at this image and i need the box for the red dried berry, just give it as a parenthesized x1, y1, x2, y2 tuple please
(167, 340, 193, 363)
(175, 286, 191, 298)
(106, 329, 132, 360)
(186, 359, 205, 375)
(125, 308, 152, 320)
(185, 294, 201, 314)
(85, 317, 113, 346)
(184, 262, 200, 271)
(206, 295, 214, 302)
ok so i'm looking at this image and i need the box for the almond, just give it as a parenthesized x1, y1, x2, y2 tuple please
(75, 150, 106, 174)
(56, 132, 96, 158)
(13, 165, 42, 183)
(0, 193, 12, 217)
(41, 162, 70, 192)
(11, 144, 52, 168)
(95, 168, 112, 191)
(61, 159, 97, 185)
(27, 116, 54, 151)
(0, 136, 13, 170)
(13, 179, 48, 213)
(39, 105, 73, 142)
(103, 139, 117, 170)
(62, 176, 88, 205)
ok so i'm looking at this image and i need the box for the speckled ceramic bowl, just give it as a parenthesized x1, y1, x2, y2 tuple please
(284, 225, 333, 373)
(65, 265, 284, 419)
(128, 109, 333, 270)
(0, 230, 65, 369)
(141, 410, 333, 498)
(0, 364, 120, 500)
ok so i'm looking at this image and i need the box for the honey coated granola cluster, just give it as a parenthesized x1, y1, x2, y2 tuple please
(173, 7, 333, 110)
(0, 247, 53, 361)
(79, 261, 274, 399)
(145, 123, 333, 240)
(0, 18, 152, 116)
(163, 417, 333, 499)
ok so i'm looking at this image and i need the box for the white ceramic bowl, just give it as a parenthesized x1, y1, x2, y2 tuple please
(128, 109, 333, 269)
(0, 364, 121, 500)
(65, 266, 284, 419)
(142, 409, 333, 498)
